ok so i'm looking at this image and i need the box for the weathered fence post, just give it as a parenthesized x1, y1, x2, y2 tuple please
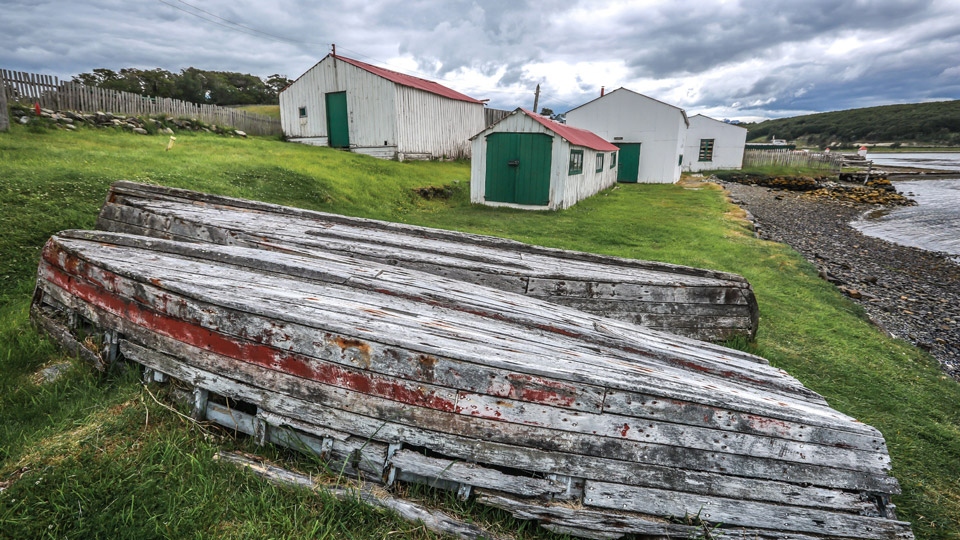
(0, 77, 9, 132)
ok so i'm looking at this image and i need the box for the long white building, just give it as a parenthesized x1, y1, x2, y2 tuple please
(565, 88, 689, 184)
(279, 54, 485, 160)
(682, 114, 748, 172)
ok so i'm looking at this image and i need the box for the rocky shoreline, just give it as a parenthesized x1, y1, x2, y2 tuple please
(718, 179, 960, 379)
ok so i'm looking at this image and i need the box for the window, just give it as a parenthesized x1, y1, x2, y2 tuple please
(595, 153, 604, 172)
(568, 149, 583, 175)
(698, 139, 714, 161)
(610, 151, 617, 168)
(299, 107, 307, 118)
(678, 154, 684, 166)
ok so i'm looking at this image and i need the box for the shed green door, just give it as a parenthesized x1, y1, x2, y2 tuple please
(325, 92, 349, 148)
(615, 143, 641, 183)
(484, 133, 552, 205)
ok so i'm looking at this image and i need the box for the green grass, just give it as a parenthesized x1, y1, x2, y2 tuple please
(711, 165, 833, 177)
(236, 105, 280, 119)
(1, 121, 959, 538)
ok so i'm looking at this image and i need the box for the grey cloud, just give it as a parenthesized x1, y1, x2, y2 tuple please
(0, 0, 958, 120)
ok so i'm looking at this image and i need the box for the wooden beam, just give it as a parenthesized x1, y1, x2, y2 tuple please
(0, 75, 9, 132)
(214, 451, 504, 540)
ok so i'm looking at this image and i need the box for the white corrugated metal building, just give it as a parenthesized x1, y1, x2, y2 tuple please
(279, 54, 485, 160)
(470, 108, 620, 210)
(565, 88, 689, 184)
(682, 114, 748, 172)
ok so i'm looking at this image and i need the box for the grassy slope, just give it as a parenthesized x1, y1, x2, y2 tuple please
(744, 99, 960, 146)
(237, 105, 281, 119)
(1, 123, 959, 538)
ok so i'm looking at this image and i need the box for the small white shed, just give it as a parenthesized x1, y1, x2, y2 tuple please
(565, 88, 689, 184)
(682, 114, 748, 172)
(470, 108, 619, 210)
(279, 54, 485, 160)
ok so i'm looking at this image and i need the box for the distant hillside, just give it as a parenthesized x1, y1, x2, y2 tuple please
(744, 100, 960, 147)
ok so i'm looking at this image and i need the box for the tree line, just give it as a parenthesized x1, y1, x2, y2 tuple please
(745, 99, 960, 147)
(71, 68, 293, 106)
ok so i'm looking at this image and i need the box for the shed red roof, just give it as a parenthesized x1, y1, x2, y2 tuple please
(521, 109, 619, 152)
(332, 55, 482, 104)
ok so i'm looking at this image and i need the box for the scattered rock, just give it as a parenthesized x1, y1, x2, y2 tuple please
(8, 104, 251, 138)
(38, 362, 71, 384)
(723, 180, 960, 380)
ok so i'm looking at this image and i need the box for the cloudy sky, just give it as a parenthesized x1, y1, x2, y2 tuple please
(2, 0, 958, 121)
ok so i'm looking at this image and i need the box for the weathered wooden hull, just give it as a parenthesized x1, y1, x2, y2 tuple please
(95, 181, 759, 342)
(32, 230, 911, 539)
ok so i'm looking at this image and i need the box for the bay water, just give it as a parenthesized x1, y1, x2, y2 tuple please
(854, 153, 960, 259)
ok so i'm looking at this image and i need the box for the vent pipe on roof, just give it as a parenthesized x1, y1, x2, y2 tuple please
(601, 86, 605, 97)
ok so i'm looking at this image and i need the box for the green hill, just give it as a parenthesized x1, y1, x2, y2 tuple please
(745, 100, 960, 147)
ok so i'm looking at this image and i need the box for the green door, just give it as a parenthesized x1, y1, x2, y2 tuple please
(325, 92, 349, 148)
(615, 143, 641, 183)
(484, 133, 552, 205)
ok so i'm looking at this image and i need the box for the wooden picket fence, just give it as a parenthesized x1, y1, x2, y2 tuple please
(1, 69, 281, 135)
(743, 148, 844, 171)
(484, 108, 511, 127)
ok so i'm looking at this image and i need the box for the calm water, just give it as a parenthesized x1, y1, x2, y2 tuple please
(853, 178, 960, 259)
(866, 152, 960, 171)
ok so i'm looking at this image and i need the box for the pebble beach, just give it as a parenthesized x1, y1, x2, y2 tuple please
(720, 178, 960, 379)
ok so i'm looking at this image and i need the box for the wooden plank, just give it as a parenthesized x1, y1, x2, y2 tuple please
(215, 451, 505, 540)
(389, 449, 566, 497)
(583, 480, 913, 539)
(476, 490, 895, 540)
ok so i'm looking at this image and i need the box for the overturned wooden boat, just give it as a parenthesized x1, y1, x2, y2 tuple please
(32, 230, 911, 539)
(95, 181, 759, 342)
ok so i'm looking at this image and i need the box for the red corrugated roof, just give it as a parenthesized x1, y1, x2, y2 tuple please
(521, 109, 619, 152)
(332, 55, 482, 104)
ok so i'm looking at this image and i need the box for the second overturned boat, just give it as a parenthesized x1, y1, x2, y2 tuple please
(96, 181, 759, 341)
(32, 229, 912, 539)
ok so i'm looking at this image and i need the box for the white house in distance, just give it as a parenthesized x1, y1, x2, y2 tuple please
(681, 114, 748, 172)
(279, 54, 485, 160)
(565, 88, 689, 184)
(470, 108, 619, 210)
